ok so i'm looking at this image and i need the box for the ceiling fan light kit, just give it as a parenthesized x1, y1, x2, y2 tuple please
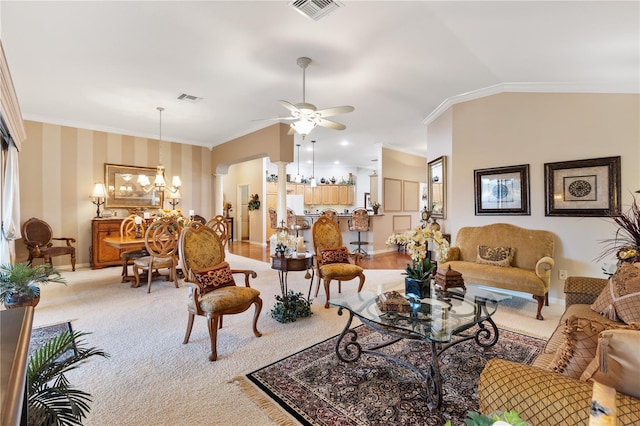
(278, 56, 354, 140)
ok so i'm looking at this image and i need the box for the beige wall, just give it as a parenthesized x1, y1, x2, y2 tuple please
(224, 158, 265, 244)
(370, 148, 428, 251)
(17, 120, 213, 267)
(428, 92, 640, 301)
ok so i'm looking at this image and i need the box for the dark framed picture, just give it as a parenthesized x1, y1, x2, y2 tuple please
(544, 156, 620, 217)
(474, 164, 530, 215)
(364, 192, 371, 209)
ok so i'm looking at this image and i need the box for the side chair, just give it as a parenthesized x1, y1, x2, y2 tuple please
(178, 222, 262, 361)
(119, 214, 147, 282)
(311, 215, 365, 308)
(21, 217, 76, 271)
(132, 216, 180, 293)
(205, 215, 229, 248)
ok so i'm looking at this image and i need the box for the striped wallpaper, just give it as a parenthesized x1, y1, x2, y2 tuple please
(16, 120, 213, 268)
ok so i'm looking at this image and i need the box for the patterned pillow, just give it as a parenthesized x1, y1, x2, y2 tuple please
(476, 245, 515, 267)
(548, 315, 617, 379)
(319, 247, 350, 265)
(591, 262, 640, 324)
(193, 261, 235, 289)
(580, 328, 640, 399)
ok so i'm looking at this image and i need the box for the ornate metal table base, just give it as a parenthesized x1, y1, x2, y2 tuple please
(334, 297, 500, 411)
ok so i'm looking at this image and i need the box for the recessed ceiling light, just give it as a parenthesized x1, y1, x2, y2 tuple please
(340, 141, 349, 146)
(334, 161, 340, 164)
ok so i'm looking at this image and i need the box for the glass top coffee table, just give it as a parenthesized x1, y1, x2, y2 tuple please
(329, 286, 512, 410)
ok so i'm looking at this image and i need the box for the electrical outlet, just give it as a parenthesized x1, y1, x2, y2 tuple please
(559, 269, 568, 280)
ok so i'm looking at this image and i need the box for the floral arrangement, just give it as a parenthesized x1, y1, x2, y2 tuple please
(156, 208, 190, 228)
(223, 201, 233, 216)
(386, 226, 449, 280)
(248, 194, 261, 211)
(600, 195, 640, 262)
(371, 201, 381, 209)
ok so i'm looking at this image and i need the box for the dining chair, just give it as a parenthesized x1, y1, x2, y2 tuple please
(132, 216, 180, 293)
(119, 215, 147, 282)
(21, 217, 76, 271)
(311, 215, 365, 308)
(205, 215, 229, 248)
(178, 222, 262, 361)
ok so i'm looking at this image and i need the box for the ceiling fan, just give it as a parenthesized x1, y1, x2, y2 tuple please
(278, 56, 354, 139)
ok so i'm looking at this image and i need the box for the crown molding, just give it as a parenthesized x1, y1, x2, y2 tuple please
(422, 82, 640, 126)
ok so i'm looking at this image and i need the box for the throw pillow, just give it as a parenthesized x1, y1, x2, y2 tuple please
(548, 315, 617, 379)
(476, 245, 515, 267)
(591, 262, 640, 324)
(580, 329, 640, 399)
(319, 247, 350, 265)
(193, 261, 235, 289)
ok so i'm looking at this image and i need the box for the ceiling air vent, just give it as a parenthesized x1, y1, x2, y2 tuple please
(177, 93, 202, 102)
(289, 0, 344, 21)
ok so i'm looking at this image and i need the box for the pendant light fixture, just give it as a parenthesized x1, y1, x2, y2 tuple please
(294, 143, 302, 183)
(310, 140, 317, 187)
(153, 106, 181, 194)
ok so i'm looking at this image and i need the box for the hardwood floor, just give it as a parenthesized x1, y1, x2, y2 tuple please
(227, 241, 411, 270)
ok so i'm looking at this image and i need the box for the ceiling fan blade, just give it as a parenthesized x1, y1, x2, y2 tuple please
(316, 105, 354, 117)
(251, 116, 296, 122)
(279, 100, 300, 114)
(317, 118, 346, 131)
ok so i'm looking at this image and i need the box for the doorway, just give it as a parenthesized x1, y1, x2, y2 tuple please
(237, 185, 250, 241)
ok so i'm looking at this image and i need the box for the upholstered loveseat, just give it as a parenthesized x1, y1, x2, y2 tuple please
(439, 223, 555, 320)
(479, 274, 640, 425)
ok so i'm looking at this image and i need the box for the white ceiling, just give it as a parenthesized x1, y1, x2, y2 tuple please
(1, 1, 638, 168)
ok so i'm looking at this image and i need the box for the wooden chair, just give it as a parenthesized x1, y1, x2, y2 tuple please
(311, 216, 365, 308)
(205, 215, 229, 248)
(119, 215, 147, 282)
(21, 217, 76, 271)
(178, 223, 262, 361)
(132, 216, 180, 293)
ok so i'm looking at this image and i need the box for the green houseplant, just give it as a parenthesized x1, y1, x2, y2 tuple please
(0, 262, 66, 308)
(28, 330, 109, 425)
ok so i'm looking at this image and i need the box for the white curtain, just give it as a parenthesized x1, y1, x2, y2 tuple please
(0, 118, 21, 266)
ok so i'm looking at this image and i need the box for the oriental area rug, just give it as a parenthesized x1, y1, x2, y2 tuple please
(236, 325, 545, 426)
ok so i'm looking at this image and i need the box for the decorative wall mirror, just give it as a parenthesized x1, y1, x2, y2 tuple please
(427, 156, 446, 219)
(105, 163, 164, 209)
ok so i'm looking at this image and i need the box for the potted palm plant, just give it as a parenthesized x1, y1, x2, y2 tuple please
(0, 262, 66, 308)
(28, 330, 109, 425)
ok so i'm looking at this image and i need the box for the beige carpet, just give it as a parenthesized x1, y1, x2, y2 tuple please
(29, 255, 564, 426)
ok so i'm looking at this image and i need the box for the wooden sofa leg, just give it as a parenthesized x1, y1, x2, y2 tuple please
(533, 295, 544, 320)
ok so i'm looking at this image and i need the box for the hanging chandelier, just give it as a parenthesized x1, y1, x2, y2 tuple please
(152, 106, 181, 194)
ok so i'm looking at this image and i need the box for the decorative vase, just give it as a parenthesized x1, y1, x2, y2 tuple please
(373, 207, 379, 215)
(404, 277, 431, 299)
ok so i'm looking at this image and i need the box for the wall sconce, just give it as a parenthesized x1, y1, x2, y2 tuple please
(168, 189, 181, 209)
(91, 182, 107, 218)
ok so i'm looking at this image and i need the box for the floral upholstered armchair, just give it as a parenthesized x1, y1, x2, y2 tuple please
(178, 223, 262, 361)
(311, 215, 365, 308)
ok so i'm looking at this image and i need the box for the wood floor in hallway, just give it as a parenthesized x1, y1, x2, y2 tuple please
(227, 241, 411, 270)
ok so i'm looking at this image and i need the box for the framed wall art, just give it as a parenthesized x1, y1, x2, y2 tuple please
(474, 164, 530, 215)
(105, 163, 164, 209)
(544, 156, 620, 217)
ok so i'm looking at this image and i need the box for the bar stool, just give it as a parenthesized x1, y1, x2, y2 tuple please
(348, 208, 370, 256)
(320, 208, 339, 224)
